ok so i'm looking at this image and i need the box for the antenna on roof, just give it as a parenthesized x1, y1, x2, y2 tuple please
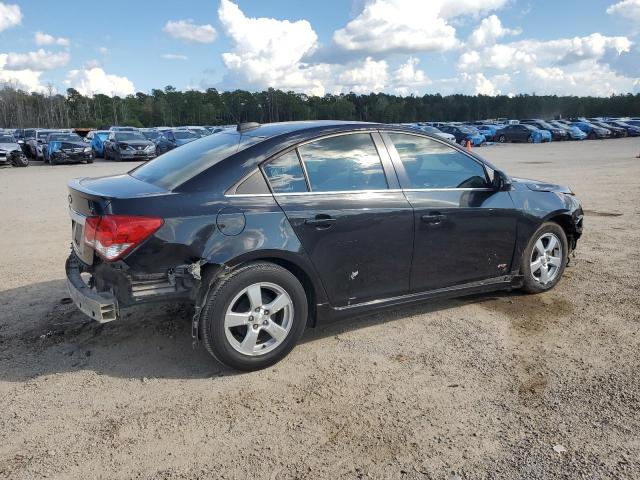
(237, 122, 260, 133)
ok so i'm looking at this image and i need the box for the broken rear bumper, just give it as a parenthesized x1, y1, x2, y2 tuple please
(66, 254, 118, 323)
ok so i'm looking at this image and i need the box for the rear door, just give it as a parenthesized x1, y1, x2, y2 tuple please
(382, 131, 518, 292)
(263, 131, 414, 307)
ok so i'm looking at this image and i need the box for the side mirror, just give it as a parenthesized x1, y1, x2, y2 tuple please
(493, 170, 512, 191)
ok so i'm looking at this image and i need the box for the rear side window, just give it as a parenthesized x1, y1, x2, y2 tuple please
(131, 133, 258, 190)
(298, 133, 387, 192)
(263, 151, 308, 193)
(388, 133, 488, 189)
(235, 169, 270, 195)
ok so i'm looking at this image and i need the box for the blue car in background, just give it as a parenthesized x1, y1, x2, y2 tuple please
(572, 121, 611, 139)
(140, 128, 175, 155)
(88, 130, 109, 157)
(548, 121, 587, 140)
(475, 124, 499, 142)
(438, 125, 485, 146)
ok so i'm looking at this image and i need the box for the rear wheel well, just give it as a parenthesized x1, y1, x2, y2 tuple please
(199, 258, 317, 327)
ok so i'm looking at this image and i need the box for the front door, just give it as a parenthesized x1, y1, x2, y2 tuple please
(382, 132, 518, 292)
(262, 132, 414, 307)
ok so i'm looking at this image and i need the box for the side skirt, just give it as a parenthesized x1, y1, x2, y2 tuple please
(314, 275, 523, 325)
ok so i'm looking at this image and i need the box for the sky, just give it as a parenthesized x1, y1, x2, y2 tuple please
(0, 0, 639, 97)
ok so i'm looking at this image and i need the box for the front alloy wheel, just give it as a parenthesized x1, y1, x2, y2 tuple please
(520, 222, 568, 293)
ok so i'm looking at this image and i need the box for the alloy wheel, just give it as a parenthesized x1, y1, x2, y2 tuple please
(224, 282, 294, 356)
(530, 233, 563, 285)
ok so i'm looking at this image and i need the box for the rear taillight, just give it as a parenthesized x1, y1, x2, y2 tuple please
(84, 215, 163, 261)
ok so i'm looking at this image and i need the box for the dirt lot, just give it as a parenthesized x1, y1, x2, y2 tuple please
(0, 138, 639, 479)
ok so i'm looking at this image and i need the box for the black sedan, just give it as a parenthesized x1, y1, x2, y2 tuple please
(65, 121, 583, 370)
(103, 131, 157, 161)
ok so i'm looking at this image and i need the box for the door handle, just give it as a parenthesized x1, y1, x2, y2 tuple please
(421, 213, 446, 224)
(305, 215, 336, 229)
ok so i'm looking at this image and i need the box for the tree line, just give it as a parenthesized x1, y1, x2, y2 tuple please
(1, 84, 639, 129)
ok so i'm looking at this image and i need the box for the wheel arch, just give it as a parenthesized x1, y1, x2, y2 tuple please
(543, 211, 578, 250)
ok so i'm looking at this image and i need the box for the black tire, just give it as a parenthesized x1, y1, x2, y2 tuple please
(115, 151, 121, 162)
(10, 153, 29, 167)
(104, 148, 110, 160)
(520, 222, 568, 294)
(459, 138, 467, 147)
(200, 262, 308, 371)
(588, 131, 596, 140)
(527, 135, 534, 143)
(86, 157, 94, 164)
(498, 134, 507, 143)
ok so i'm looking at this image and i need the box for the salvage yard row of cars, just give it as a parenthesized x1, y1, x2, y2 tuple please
(1, 117, 639, 168)
(404, 117, 640, 147)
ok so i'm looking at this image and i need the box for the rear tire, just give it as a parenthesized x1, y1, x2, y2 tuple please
(498, 134, 507, 143)
(199, 262, 308, 371)
(527, 135, 534, 143)
(520, 222, 568, 294)
(588, 131, 596, 140)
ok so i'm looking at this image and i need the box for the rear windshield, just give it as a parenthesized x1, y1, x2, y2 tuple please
(174, 130, 198, 139)
(130, 132, 260, 190)
(48, 133, 82, 142)
(141, 131, 160, 140)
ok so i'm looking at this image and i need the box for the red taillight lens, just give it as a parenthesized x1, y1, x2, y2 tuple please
(84, 215, 163, 261)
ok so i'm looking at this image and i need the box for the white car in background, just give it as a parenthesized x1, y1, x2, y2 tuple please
(417, 125, 457, 142)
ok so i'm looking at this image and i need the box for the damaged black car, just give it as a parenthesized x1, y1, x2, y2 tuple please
(65, 121, 583, 371)
(44, 132, 94, 164)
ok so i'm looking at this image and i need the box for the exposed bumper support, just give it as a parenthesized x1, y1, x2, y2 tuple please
(65, 254, 118, 323)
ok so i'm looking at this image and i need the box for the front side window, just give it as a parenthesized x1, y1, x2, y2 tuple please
(388, 133, 488, 189)
(297, 133, 387, 192)
(263, 150, 308, 193)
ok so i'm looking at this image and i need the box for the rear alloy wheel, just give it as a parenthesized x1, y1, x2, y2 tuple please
(498, 134, 507, 143)
(200, 262, 308, 371)
(520, 223, 568, 293)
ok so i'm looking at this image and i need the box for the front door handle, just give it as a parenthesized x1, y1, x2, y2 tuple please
(421, 213, 446, 224)
(305, 215, 336, 229)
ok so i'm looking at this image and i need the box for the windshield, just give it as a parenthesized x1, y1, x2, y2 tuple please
(141, 131, 160, 140)
(115, 132, 146, 141)
(0, 134, 16, 143)
(48, 133, 82, 142)
(131, 132, 258, 190)
(174, 131, 198, 139)
(457, 127, 472, 134)
(37, 130, 58, 139)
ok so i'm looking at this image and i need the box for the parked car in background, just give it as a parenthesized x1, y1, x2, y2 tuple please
(64, 121, 584, 370)
(521, 119, 568, 141)
(103, 131, 156, 161)
(0, 131, 29, 167)
(417, 125, 456, 142)
(43, 132, 94, 164)
(183, 126, 211, 137)
(26, 129, 60, 159)
(591, 121, 627, 138)
(87, 130, 110, 157)
(109, 126, 138, 132)
(572, 121, 611, 140)
(607, 120, 640, 137)
(140, 128, 175, 155)
(497, 124, 549, 143)
(547, 121, 588, 140)
(473, 124, 499, 142)
(438, 125, 485, 146)
(159, 128, 200, 146)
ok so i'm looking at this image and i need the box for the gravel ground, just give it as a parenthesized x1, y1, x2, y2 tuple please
(0, 138, 639, 479)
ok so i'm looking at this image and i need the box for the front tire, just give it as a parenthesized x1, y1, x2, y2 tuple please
(200, 262, 308, 371)
(498, 134, 507, 143)
(520, 222, 568, 294)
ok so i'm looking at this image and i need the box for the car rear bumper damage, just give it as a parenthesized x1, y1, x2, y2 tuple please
(66, 254, 118, 322)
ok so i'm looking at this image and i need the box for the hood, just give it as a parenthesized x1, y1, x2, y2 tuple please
(0, 142, 20, 152)
(511, 177, 573, 194)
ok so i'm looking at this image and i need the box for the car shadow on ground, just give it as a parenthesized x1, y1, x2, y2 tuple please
(0, 278, 528, 383)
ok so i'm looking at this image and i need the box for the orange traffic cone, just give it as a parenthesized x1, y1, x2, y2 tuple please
(466, 139, 472, 152)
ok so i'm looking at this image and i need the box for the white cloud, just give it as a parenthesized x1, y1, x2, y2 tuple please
(336, 57, 389, 93)
(3, 49, 70, 71)
(459, 44, 535, 70)
(0, 2, 21, 32)
(607, 0, 640, 23)
(468, 15, 521, 47)
(65, 67, 135, 96)
(0, 54, 45, 92)
(163, 19, 217, 43)
(98, 46, 109, 55)
(218, 0, 324, 94)
(332, 0, 509, 55)
(392, 57, 431, 95)
(162, 53, 188, 60)
(34, 31, 70, 47)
